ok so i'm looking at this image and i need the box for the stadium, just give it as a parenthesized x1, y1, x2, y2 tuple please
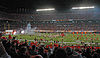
(0, 0, 100, 58)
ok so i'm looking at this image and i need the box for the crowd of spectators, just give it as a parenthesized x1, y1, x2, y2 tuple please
(0, 36, 100, 58)
(0, 10, 100, 31)
(0, 19, 100, 31)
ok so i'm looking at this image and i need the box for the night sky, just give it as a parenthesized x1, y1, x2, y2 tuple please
(0, 0, 99, 13)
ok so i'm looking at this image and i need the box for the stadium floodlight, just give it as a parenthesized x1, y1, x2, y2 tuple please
(72, 6, 95, 9)
(36, 8, 55, 11)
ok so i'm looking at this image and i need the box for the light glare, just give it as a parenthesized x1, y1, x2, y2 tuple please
(72, 6, 95, 9)
(36, 8, 55, 11)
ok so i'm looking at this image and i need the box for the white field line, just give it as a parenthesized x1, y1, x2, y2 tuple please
(16, 39, 100, 45)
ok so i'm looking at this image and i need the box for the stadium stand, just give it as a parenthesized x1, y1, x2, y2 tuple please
(0, 10, 100, 32)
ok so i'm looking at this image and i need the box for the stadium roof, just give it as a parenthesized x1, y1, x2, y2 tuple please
(0, 0, 99, 13)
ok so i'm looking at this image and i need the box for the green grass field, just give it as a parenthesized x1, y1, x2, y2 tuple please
(3, 33, 100, 46)
(3, 33, 100, 43)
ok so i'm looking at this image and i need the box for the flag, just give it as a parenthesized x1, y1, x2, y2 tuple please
(1, 37, 6, 39)
(85, 32, 87, 34)
(72, 32, 75, 34)
(61, 33, 64, 37)
(76, 32, 78, 34)
(9, 34, 12, 39)
(81, 32, 83, 34)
